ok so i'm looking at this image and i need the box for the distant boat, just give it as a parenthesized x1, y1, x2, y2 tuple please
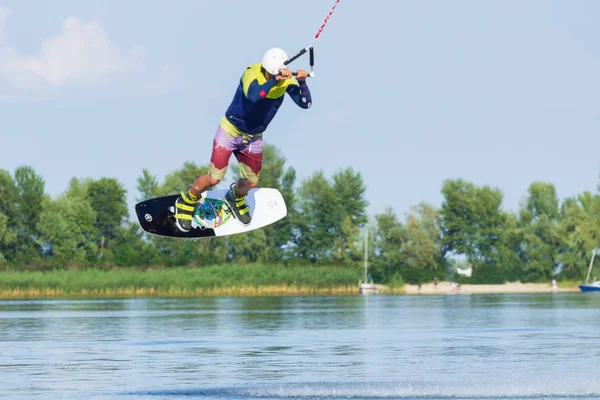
(359, 282, 377, 295)
(579, 248, 600, 292)
(579, 281, 600, 292)
(359, 228, 377, 295)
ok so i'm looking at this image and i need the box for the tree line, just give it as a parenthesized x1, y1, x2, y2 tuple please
(1, 144, 599, 284)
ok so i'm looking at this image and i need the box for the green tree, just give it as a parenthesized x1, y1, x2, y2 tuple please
(293, 167, 367, 264)
(330, 168, 368, 264)
(440, 179, 506, 282)
(13, 166, 48, 262)
(259, 146, 298, 257)
(293, 170, 335, 261)
(401, 202, 443, 272)
(440, 179, 479, 258)
(87, 178, 128, 257)
(273, 167, 298, 257)
(518, 182, 561, 282)
(111, 223, 163, 267)
(371, 203, 444, 284)
(0, 212, 16, 264)
(372, 207, 404, 282)
(226, 228, 271, 264)
(440, 179, 505, 263)
(196, 236, 228, 265)
(37, 194, 98, 266)
(495, 211, 523, 281)
(557, 191, 600, 280)
(0, 170, 20, 263)
(330, 215, 361, 265)
(136, 169, 160, 201)
(64, 177, 94, 199)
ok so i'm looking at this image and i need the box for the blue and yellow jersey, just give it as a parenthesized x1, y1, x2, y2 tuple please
(220, 63, 312, 136)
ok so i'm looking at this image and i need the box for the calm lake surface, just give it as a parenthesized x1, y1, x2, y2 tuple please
(1, 293, 599, 400)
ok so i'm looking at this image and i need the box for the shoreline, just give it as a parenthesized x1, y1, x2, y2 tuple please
(399, 281, 580, 295)
(0, 267, 584, 299)
(0, 281, 582, 299)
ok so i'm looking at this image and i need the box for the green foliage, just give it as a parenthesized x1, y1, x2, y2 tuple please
(495, 212, 523, 282)
(136, 169, 160, 201)
(0, 169, 20, 263)
(522, 182, 560, 222)
(372, 204, 444, 284)
(87, 178, 128, 250)
(227, 229, 271, 263)
(518, 182, 561, 282)
(401, 202, 443, 271)
(0, 212, 16, 263)
(556, 192, 600, 280)
(471, 262, 506, 284)
(294, 170, 336, 261)
(110, 224, 152, 267)
(0, 156, 597, 290)
(14, 166, 48, 262)
(196, 236, 228, 265)
(385, 272, 405, 288)
(37, 194, 98, 267)
(372, 208, 404, 282)
(440, 179, 506, 265)
(330, 215, 360, 265)
(330, 169, 368, 264)
(293, 168, 367, 264)
(0, 167, 50, 264)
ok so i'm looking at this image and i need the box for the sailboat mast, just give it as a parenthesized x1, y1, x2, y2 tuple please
(364, 228, 368, 283)
(585, 248, 597, 284)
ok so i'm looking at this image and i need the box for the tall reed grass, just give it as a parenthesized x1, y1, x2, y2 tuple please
(0, 264, 368, 298)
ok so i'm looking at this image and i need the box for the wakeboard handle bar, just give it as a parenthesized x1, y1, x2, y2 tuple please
(284, 46, 312, 66)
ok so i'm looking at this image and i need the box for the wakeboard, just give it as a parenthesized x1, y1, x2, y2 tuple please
(134, 188, 287, 238)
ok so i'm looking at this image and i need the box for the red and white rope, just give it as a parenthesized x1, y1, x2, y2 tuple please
(314, 0, 340, 40)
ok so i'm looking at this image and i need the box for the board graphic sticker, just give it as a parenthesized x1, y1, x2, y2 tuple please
(134, 188, 287, 238)
(192, 198, 232, 230)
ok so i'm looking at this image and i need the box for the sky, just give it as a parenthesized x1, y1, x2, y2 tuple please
(1, 0, 599, 222)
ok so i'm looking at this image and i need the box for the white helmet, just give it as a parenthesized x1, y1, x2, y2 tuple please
(262, 48, 288, 75)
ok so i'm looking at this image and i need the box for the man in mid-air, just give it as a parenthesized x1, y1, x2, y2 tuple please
(174, 48, 312, 232)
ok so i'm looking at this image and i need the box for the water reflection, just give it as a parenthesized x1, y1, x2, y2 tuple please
(0, 293, 599, 399)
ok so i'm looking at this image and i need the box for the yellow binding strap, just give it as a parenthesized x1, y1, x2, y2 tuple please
(176, 203, 195, 212)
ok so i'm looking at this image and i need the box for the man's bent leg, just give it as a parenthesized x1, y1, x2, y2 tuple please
(190, 174, 220, 198)
(232, 178, 258, 197)
(235, 134, 263, 194)
(175, 126, 235, 232)
(224, 135, 263, 226)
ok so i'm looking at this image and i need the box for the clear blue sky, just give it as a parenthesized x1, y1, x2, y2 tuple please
(1, 0, 599, 221)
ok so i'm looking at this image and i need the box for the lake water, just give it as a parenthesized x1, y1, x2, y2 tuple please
(1, 293, 599, 400)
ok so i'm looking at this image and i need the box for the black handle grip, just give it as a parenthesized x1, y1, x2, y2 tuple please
(291, 71, 314, 77)
(284, 48, 307, 66)
(309, 47, 314, 67)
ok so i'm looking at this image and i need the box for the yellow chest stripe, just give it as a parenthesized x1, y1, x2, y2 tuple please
(241, 63, 296, 99)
